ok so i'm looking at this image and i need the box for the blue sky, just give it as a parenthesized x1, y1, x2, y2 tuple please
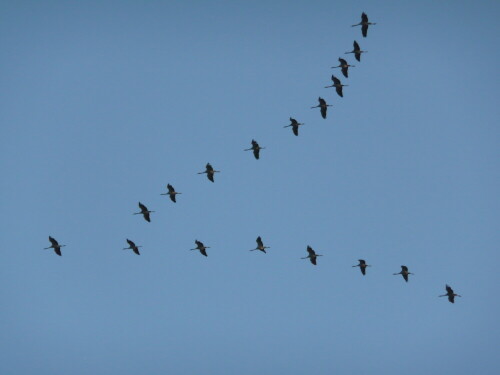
(1, 1, 499, 374)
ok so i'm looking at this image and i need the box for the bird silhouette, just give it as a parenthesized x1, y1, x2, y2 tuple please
(44, 236, 65, 256)
(439, 285, 461, 303)
(133, 202, 154, 222)
(284, 117, 304, 136)
(249, 236, 270, 253)
(123, 239, 141, 255)
(332, 58, 354, 78)
(352, 12, 376, 38)
(244, 139, 265, 160)
(345, 40, 366, 62)
(301, 246, 322, 265)
(393, 265, 413, 282)
(352, 259, 370, 275)
(161, 183, 181, 203)
(190, 240, 210, 257)
(325, 75, 348, 97)
(311, 97, 332, 119)
(198, 163, 220, 182)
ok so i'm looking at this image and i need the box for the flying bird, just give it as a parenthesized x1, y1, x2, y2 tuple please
(301, 246, 322, 265)
(133, 202, 154, 222)
(311, 97, 332, 119)
(161, 183, 181, 203)
(250, 236, 269, 253)
(345, 40, 366, 62)
(325, 75, 348, 97)
(352, 12, 376, 37)
(44, 236, 65, 256)
(190, 240, 210, 257)
(352, 259, 370, 275)
(123, 239, 141, 255)
(198, 163, 220, 182)
(439, 285, 461, 304)
(244, 139, 265, 160)
(393, 265, 413, 282)
(332, 58, 354, 78)
(284, 117, 304, 136)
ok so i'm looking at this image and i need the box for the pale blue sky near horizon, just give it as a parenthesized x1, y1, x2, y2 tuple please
(1, 1, 499, 374)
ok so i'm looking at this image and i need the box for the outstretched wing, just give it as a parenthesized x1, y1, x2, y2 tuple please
(362, 24, 368, 37)
(256, 236, 264, 247)
(335, 86, 343, 98)
(320, 106, 327, 119)
(49, 236, 59, 247)
(253, 148, 260, 160)
(307, 246, 315, 256)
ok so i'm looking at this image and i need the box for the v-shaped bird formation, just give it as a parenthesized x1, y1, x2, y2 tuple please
(42, 12, 461, 304)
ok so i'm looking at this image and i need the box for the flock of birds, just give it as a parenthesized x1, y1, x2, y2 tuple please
(42, 13, 461, 304)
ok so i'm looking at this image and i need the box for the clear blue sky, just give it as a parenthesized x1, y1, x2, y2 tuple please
(1, 1, 499, 374)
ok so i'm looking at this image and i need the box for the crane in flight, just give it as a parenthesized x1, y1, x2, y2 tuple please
(284, 117, 304, 136)
(311, 97, 332, 119)
(301, 246, 322, 265)
(345, 40, 366, 62)
(123, 239, 141, 255)
(352, 259, 370, 275)
(133, 202, 154, 222)
(244, 140, 265, 160)
(44, 236, 66, 256)
(249, 236, 270, 253)
(161, 184, 181, 203)
(325, 75, 348, 97)
(332, 58, 354, 78)
(352, 12, 376, 37)
(439, 285, 462, 303)
(198, 163, 220, 182)
(393, 265, 413, 282)
(191, 240, 210, 257)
